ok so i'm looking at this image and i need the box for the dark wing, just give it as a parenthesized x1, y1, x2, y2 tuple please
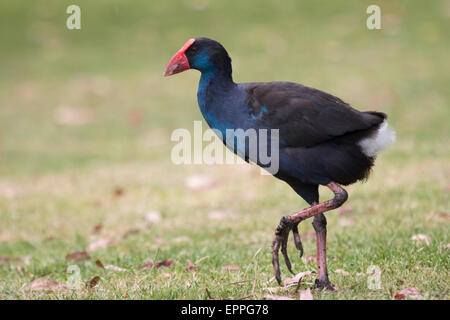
(244, 82, 386, 147)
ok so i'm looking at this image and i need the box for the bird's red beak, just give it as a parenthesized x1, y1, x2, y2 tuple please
(164, 38, 196, 76)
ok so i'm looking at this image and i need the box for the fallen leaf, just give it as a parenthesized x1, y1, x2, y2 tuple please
(92, 224, 103, 234)
(0, 256, 15, 263)
(145, 211, 162, 224)
(185, 175, 218, 191)
(283, 271, 313, 287)
(411, 234, 430, 246)
(398, 287, 420, 299)
(112, 187, 124, 198)
(26, 278, 68, 292)
(334, 269, 350, 276)
(445, 243, 450, 250)
(87, 238, 112, 252)
(264, 294, 295, 300)
(140, 260, 174, 270)
(156, 260, 173, 269)
(54, 106, 94, 126)
(104, 265, 127, 272)
(87, 276, 100, 289)
(394, 293, 405, 300)
(95, 259, 105, 268)
(66, 251, 90, 261)
(140, 262, 153, 270)
(299, 288, 314, 300)
(222, 263, 240, 272)
(186, 259, 197, 271)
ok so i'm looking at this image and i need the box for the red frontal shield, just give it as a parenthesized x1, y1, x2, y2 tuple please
(164, 38, 196, 76)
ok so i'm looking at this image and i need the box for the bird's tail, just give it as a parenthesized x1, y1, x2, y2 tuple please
(358, 119, 396, 157)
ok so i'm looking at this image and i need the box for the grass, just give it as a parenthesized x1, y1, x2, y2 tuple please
(0, 0, 449, 299)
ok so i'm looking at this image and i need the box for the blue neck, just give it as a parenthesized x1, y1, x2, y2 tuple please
(196, 69, 234, 134)
(197, 69, 234, 109)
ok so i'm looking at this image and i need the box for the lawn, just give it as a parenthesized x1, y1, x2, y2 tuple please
(0, 0, 448, 299)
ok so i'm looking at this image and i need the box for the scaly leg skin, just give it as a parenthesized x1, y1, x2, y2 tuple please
(292, 223, 304, 257)
(291, 201, 318, 258)
(272, 182, 348, 286)
(312, 213, 335, 291)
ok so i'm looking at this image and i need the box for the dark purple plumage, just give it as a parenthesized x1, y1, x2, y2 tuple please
(164, 37, 395, 288)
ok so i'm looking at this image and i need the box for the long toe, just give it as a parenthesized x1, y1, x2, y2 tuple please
(292, 224, 304, 257)
(314, 278, 336, 291)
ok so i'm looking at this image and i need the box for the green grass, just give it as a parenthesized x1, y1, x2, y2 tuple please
(0, 0, 449, 299)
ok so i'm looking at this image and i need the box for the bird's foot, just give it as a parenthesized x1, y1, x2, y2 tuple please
(314, 278, 336, 291)
(272, 216, 303, 285)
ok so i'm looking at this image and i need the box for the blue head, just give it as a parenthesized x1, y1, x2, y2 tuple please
(164, 38, 233, 78)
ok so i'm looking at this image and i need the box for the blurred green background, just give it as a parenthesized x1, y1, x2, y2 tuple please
(0, 0, 448, 299)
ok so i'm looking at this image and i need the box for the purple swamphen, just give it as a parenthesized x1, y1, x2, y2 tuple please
(164, 38, 395, 289)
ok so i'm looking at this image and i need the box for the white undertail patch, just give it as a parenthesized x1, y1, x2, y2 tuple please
(358, 120, 396, 157)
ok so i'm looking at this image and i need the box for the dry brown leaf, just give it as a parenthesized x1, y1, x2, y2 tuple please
(283, 271, 313, 287)
(92, 223, 103, 234)
(95, 259, 105, 268)
(140, 262, 153, 270)
(87, 276, 100, 289)
(26, 278, 68, 292)
(222, 263, 240, 272)
(0, 256, 15, 263)
(140, 260, 174, 270)
(66, 251, 90, 261)
(264, 294, 295, 300)
(411, 234, 430, 246)
(394, 293, 405, 300)
(87, 238, 112, 252)
(186, 259, 197, 271)
(112, 187, 124, 198)
(299, 288, 314, 300)
(156, 260, 173, 269)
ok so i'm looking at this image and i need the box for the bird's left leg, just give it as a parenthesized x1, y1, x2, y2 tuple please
(272, 182, 347, 286)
